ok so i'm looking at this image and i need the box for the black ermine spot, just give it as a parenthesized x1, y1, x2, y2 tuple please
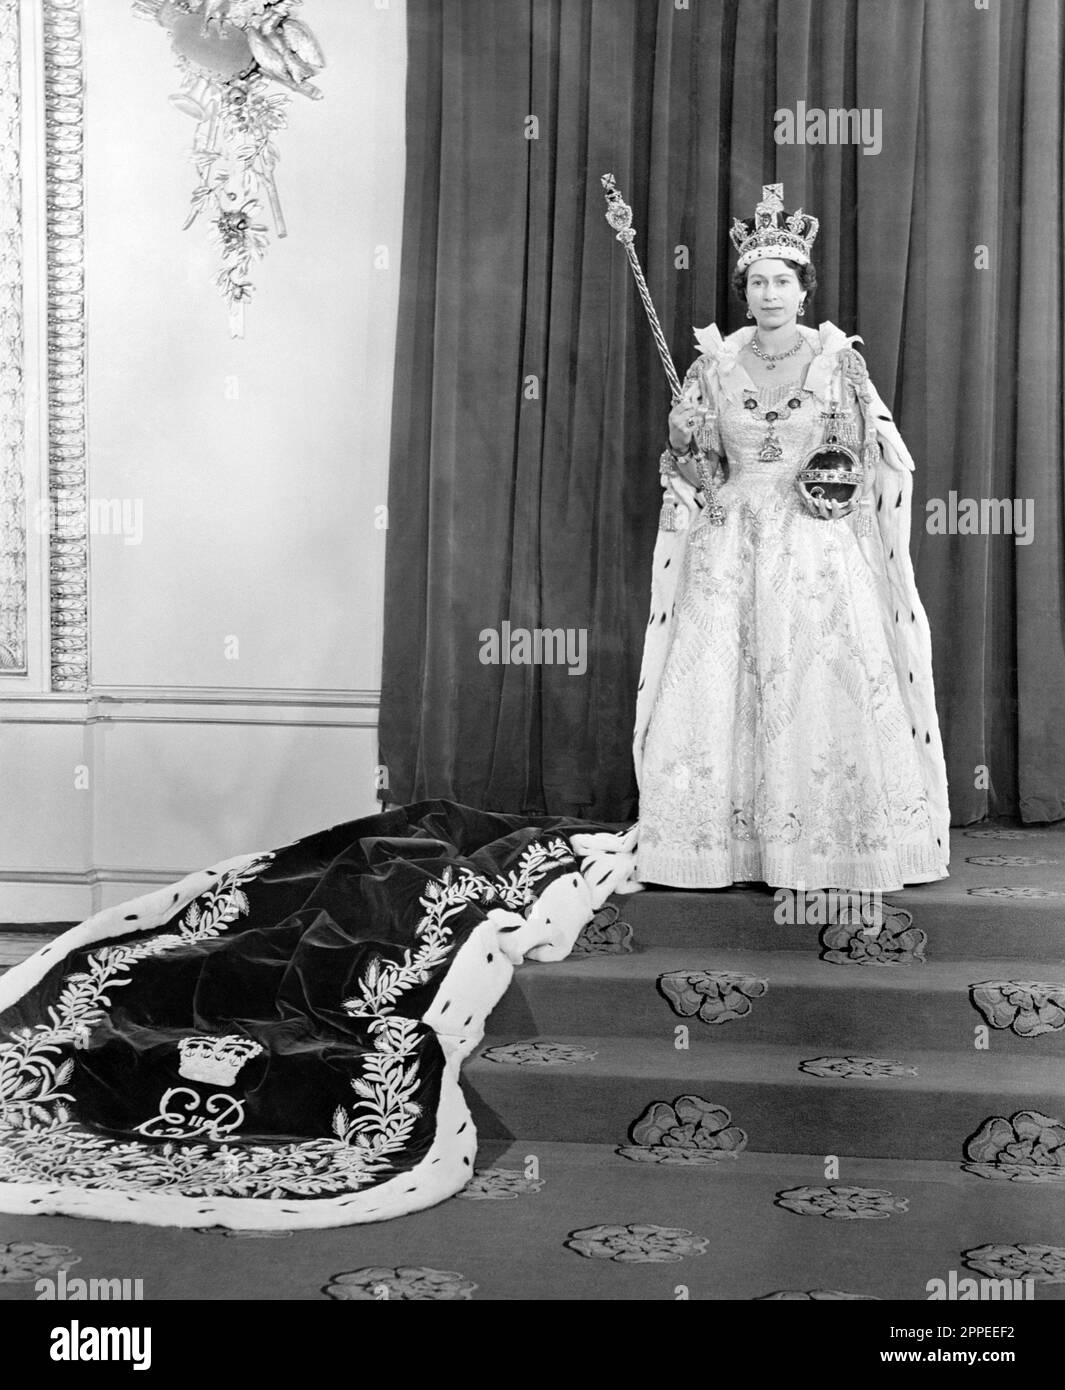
(439, 1000, 450, 1014)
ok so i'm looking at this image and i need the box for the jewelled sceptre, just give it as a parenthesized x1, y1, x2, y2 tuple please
(600, 173, 724, 531)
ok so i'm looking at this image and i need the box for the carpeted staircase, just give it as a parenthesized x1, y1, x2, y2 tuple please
(0, 824, 1062, 1301)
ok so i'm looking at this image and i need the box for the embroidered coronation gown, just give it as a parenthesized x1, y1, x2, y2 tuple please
(634, 323, 950, 892)
(0, 320, 945, 1233)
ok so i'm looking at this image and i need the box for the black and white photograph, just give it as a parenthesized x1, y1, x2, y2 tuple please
(0, 0, 1062, 1353)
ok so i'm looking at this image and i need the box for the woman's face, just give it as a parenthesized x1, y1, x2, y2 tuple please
(744, 259, 803, 330)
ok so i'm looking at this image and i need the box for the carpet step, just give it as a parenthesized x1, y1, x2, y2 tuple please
(465, 1140, 1065, 1303)
(488, 948, 1065, 1052)
(614, 886, 1065, 962)
(465, 1035, 1064, 1161)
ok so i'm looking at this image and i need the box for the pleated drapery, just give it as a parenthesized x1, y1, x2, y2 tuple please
(380, 0, 1065, 824)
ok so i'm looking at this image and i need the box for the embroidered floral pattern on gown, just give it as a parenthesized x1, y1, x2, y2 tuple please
(636, 373, 943, 890)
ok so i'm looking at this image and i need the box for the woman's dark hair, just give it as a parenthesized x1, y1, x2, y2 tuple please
(731, 258, 817, 303)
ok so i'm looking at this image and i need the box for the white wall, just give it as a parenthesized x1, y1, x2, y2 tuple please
(0, 0, 407, 920)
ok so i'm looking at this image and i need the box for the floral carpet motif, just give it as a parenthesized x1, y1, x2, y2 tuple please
(570, 904, 634, 956)
(968, 887, 1055, 899)
(774, 1186, 909, 1219)
(194, 1227, 294, 1237)
(819, 908, 926, 965)
(565, 1223, 708, 1263)
(456, 1168, 544, 1200)
(799, 1056, 918, 1079)
(658, 969, 768, 1024)
(0, 1241, 79, 1281)
(962, 1245, 1065, 1284)
(479, 1041, 598, 1066)
(964, 829, 1039, 840)
(965, 855, 1052, 867)
(969, 980, 1065, 1037)
(963, 1110, 1065, 1184)
(755, 1289, 879, 1300)
(323, 1266, 478, 1300)
(616, 1095, 747, 1163)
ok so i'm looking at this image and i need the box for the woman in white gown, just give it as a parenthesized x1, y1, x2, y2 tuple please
(633, 186, 950, 892)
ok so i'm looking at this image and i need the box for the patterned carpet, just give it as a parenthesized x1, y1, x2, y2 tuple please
(1, 823, 1062, 1301)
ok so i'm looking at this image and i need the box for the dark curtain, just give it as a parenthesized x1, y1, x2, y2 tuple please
(379, 0, 1065, 824)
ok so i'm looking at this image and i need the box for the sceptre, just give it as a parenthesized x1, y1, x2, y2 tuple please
(600, 173, 725, 529)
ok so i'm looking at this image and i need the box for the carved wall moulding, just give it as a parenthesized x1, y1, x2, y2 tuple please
(0, 0, 27, 674)
(44, 0, 90, 692)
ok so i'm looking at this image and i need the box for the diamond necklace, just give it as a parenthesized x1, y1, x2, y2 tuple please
(748, 333, 803, 370)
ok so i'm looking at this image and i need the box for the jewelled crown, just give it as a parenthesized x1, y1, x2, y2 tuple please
(730, 184, 819, 270)
(177, 1034, 263, 1087)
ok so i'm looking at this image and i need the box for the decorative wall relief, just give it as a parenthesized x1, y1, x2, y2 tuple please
(0, 0, 27, 675)
(133, 0, 325, 335)
(44, 0, 90, 692)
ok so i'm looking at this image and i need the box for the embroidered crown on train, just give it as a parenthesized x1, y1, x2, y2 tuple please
(177, 1034, 264, 1087)
(730, 184, 819, 269)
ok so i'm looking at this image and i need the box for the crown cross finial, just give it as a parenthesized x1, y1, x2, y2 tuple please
(730, 183, 819, 271)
